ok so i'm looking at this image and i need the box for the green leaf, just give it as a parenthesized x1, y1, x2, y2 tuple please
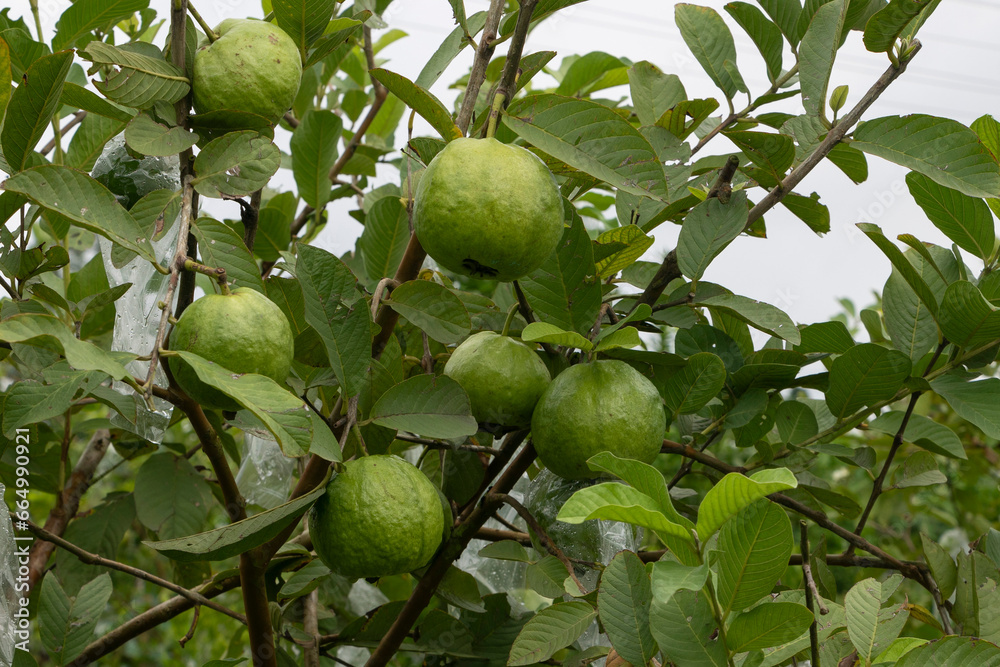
(295, 244, 370, 396)
(478, 540, 533, 563)
(3, 165, 158, 265)
(167, 350, 313, 457)
(675, 4, 741, 99)
(190, 217, 265, 293)
(369, 68, 462, 142)
(863, 0, 936, 52)
(891, 450, 947, 488)
(824, 343, 912, 420)
(650, 560, 709, 605)
(124, 112, 198, 156)
(383, 280, 471, 345)
(725, 2, 783, 82)
(358, 196, 410, 285)
(0, 37, 10, 117)
(906, 172, 995, 262)
(629, 61, 686, 127)
(2, 373, 100, 437)
(869, 410, 966, 459)
(556, 51, 626, 97)
(0, 313, 131, 379)
(557, 482, 695, 543)
(717, 499, 794, 616)
(594, 327, 641, 352)
(369, 374, 477, 439)
(852, 115, 1000, 200)
(845, 576, 909, 663)
(80, 41, 189, 109)
(726, 132, 796, 182)
(660, 352, 727, 416)
(586, 451, 695, 533)
(728, 602, 814, 652)
(920, 532, 957, 600)
(290, 109, 342, 210)
(858, 222, 940, 319)
(678, 190, 749, 280)
(1, 50, 73, 172)
(798, 0, 847, 117)
(593, 225, 655, 279)
(436, 565, 486, 613)
(696, 469, 798, 541)
(39, 573, 113, 664)
(827, 141, 869, 183)
(53, 0, 148, 50)
(277, 560, 331, 602)
(133, 452, 213, 540)
(699, 293, 801, 344)
(65, 113, 128, 171)
(520, 321, 593, 351)
(896, 636, 1000, 667)
(756, 0, 802, 46)
(507, 600, 597, 666)
(504, 94, 668, 201)
(520, 213, 602, 336)
(144, 474, 329, 561)
(931, 374, 1000, 439)
(192, 131, 281, 198)
(874, 637, 930, 665)
(656, 98, 721, 140)
(774, 400, 819, 445)
(598, 551, 658, 666)
(650, 589, 728, 667)
(272, 0, 337, 59)
(416, 10, 487, 88)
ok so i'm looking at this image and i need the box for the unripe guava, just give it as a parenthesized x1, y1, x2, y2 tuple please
(167, 287, 294, 411)
(443, 331, 551, 428)
(308, 455, 446, 579)
(91, 135, 180, 209)
(192, 19, 302, 122)
(531, 360, 665, 480)
(414, 138, 564, 282)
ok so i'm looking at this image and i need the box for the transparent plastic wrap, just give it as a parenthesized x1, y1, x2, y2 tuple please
(234, 433, 295, 510)
(98, 195, 180, 443)
(523, 469, 640, 567)
(0, 485, 18, 664)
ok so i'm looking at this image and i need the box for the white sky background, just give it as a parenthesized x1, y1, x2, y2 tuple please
(11, 0, 1000, 327)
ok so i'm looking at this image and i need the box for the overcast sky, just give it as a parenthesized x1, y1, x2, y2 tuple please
(11, 0, 1000, 327)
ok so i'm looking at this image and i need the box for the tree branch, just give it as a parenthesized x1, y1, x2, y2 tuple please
(27, 429, 110, 591)
(364, 441, 537, 667)
(17, 513, 245, 624)
(633, 44, 922, 311)
(801, 522, 823, 667)
(455, 0, 505, 134)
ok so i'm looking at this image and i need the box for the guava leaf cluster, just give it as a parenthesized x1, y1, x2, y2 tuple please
(91, 135, 180, 209)
(192, 19, 302, 122)
(414, 137, 564, 282)
(167, 287, 294, 411)
(308, 455, 446, 579)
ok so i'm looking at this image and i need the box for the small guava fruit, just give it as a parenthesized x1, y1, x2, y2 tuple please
(413, 137, 564, 282)
(192, 19, 302, 122)
(308, 455, 446, 579)
(443, 331, 551, 428)
(531, 360, 666, 480)
(167, 287, 294, 411)
(91, 135, 180, 209)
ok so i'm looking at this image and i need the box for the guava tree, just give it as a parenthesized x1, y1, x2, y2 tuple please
(2, 0, 1000, 665)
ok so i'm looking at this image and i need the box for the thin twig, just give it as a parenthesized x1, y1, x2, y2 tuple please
(186, 1, 218, 41)
(41, 110, 86, 155)
(178, 606, 200, 647)
(633, 44, 922, 312)
(17, 514, 246, 624)
(494, 493, 587, 593)
(455, 0, 506, 134)
(801, 522, 823, 667)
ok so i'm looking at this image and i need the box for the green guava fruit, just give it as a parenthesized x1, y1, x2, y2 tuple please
(167, 287, 294, 411)
(531, 360, 665, 480)
(413, 137, 564, 281)
(91, 135, 180, 209)
(443, 331, 551, 428)
(308, 455, 446, 579)
(192, 19, 302, 122)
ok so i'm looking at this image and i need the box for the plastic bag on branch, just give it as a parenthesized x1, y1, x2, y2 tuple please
(98, 180, 180, 443)
(0, 486, 20, 663)
(235, 433, 295, 510)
